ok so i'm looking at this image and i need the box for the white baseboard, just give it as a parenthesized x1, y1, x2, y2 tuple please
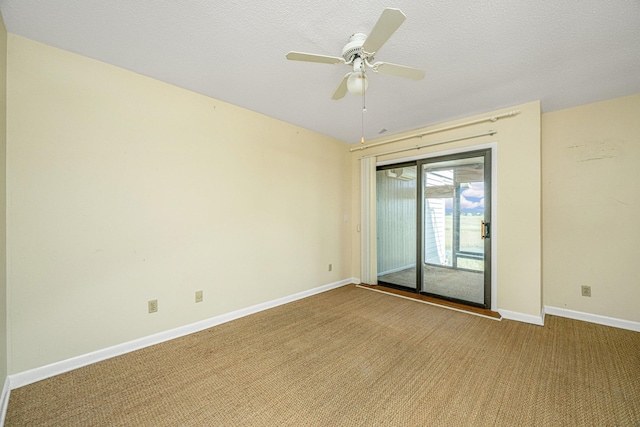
(9, 278, 356, 390)
(545, 306, 640, 332)
(498, 308, 545, 326)
(0, 376, 10, 427)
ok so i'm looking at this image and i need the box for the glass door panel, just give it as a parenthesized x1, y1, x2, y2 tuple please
(376, 165, 417, 290)
(421, 154, 489, 306)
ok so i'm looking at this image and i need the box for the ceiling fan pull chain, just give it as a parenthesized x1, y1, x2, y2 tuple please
(362, 63, 367, 113)
(361, 67, 366, 144)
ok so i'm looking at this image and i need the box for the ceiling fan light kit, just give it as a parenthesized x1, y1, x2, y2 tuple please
(286, 8, 425, 100)
(346, 57, 368, 95)
(347, 71, 368, 96)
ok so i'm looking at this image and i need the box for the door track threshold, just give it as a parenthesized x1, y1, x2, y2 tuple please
(356, 284, 501, 321)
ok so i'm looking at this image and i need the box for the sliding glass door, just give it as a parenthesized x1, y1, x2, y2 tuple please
(376, 149, 491, 308)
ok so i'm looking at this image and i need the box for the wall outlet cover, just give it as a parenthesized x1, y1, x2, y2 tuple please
(148, 299, 158, 313)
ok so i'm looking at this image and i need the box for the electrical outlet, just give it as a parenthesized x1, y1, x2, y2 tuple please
(328, 264, 332, 272)
(148, 299, 158, 313)
(581, 285, 591, 297)
(195, 290, 203, 303)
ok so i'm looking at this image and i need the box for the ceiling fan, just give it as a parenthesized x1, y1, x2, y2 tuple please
(286, 8, 425, 100)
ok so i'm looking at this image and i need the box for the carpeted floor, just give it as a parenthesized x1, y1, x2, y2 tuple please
(5, 284, 640, 426)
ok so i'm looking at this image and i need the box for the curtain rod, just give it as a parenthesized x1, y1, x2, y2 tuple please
(360, 130, 497, 159)
(350, 110, 519, 152)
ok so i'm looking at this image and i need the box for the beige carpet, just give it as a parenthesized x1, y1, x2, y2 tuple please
(6, 284, 640, 426)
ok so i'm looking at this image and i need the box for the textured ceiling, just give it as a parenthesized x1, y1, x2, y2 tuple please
(1, 0, 639, 143)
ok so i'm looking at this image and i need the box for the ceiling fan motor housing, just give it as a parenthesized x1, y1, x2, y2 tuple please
(342, 33, 371, 62)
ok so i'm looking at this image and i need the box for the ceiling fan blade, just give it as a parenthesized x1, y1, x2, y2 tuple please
(286, 51, 345, 65)
(362, 8, 406, 55)
(373, 62, 425, 80)
(332, 73, 350, 100)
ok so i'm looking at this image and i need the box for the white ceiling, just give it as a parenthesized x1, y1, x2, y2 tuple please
(1, 1, 639, 144)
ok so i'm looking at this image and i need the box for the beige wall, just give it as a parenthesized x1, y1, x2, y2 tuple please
(4, 26, 635, 377)
(542, 94, 640, 323)
(351, 101, 542, 318)
(0, 11, 7, 384)
(6, 35, 352, 373)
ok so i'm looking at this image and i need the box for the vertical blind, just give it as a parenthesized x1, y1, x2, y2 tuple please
(360, 157, 377, 284)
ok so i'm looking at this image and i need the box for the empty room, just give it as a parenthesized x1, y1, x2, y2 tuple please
(0, 1, 639, 426)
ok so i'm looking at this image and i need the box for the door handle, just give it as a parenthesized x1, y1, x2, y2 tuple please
(481, 221, 490, 239)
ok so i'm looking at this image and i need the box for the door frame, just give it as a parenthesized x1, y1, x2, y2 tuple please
(377, 142, 498, 311)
